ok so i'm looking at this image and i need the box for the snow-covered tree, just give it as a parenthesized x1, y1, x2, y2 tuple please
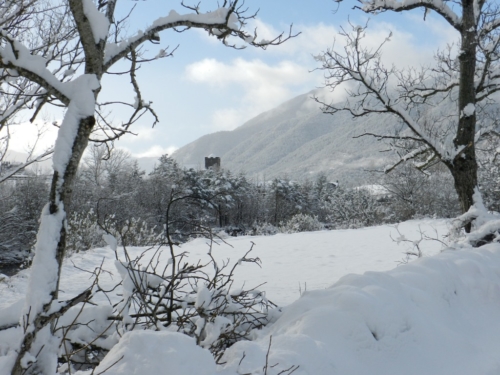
(0, 175, 48, 268)
(476, 133, 500, 211)
(0, 1, 295, 373)
(267, 178, 305, 225)
(0, 1, 56, 180)
(380, 163, 459, 220)
(322, 185, 383, 228)
(316, 0, 500, 231)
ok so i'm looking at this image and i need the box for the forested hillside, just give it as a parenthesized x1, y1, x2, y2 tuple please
(172, 90, 398, 184)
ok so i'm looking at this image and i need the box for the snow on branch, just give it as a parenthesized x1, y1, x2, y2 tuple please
(478, 1, 500, 37)
(383, 145, 431, 173)
(0, 0, 38, 36)
(409, 80, 460, 101)
(357, 0, 461, 30)
(481, 18, 500, 37)
(0, 33, 70, 105)
(0, 86, 46, 125)
(82, 0, 110, 44)
(103, 3, 297, 70)
(450, 188, 500, 247)
(476, 33, 500, 100)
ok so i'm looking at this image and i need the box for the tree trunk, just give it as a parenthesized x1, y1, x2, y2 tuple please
(449, 154, 477, 232)
(11, 116, 95, 375)
(450, 0, 478, 232)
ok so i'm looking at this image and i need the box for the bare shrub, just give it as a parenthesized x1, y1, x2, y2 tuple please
(112, 240, 278, 363)
(279, 213, 323, 233)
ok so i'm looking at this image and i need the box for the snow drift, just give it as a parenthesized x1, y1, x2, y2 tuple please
(219, 244, 500, 374)
(94, 243, 500, 375)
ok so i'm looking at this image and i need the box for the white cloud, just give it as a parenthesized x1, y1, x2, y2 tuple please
(131, 145, 178, 158)
(250, 17, 457, 69)
(185, 57, 317, 131)
(186, 58, 309, 87)
(184, 13, 453, 133)
(251, 20, 338, 61)
(310, 84, 353, 109)
(127, 124, 157, 141)
(5, 120, 58, 155)
(358, 21, 453, 69)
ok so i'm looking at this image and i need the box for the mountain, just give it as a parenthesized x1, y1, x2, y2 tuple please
(172, 90, 400, 184)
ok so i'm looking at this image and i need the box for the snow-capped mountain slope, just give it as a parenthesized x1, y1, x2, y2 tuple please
(172, 90, 400, 184)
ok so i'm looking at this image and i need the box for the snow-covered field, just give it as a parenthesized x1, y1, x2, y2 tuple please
(3, 218, 500, 374)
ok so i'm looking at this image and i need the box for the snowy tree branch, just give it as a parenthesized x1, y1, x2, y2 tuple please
(314, 24, 449, 162)
(356, 0, 461, 31)
(104, 4, 297, 71)
(68, 0, 108, 77)
(0, 44, 72, 105)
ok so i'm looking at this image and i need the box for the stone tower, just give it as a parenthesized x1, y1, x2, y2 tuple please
(205, 156, 221, 171)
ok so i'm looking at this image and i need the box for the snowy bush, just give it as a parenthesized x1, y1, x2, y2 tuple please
(106, 217, 162, 247)
(56, 305, 116, 372)
(279, 213, 323, 233)
(380, 163, 459, 221)
(67, 209, 103, 252)
(114, 244, 278, 361)
(323, 187, 384, 229)
(67, 210, 161, 252)
(0, 208, 35, 267)
(250, 222, 279, 236)
(0, 176, 47, 268)
(479, 158, 500, 213)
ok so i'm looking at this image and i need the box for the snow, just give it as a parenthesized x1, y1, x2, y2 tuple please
(361, 0, 461, 28)
(63, 69, 75, 77)
(92, 331, 215, 375)
(221, 244, 500, 375)
(450, 188, 500, 247)
(199, 316, 232, 348)
(104, 7, 240, 66)
(0, 36, 69, 99)
(4, 219, 500, 374)
(196, 284, 213, 309)
(52, 74, 100, 176)
(0, 25, 100, 372)
(81, 0, 110, 44)
(1, 220, 448, 309)
(14, 202, 69, 375)
(462, 103, 476, 118)
(356, 184, 389, 196)
(102, 233, 117, 251)
(150, 8, 233, 30)
(21, 204, 65, 324)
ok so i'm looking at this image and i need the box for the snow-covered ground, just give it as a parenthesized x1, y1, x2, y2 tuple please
(0, 219, 448, 310)
(3, 218, 500, 374)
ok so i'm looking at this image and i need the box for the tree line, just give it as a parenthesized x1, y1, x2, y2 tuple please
(8, 145, 499, 269)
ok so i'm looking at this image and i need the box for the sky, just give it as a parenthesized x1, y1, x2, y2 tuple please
(7, 0, 459, 161)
